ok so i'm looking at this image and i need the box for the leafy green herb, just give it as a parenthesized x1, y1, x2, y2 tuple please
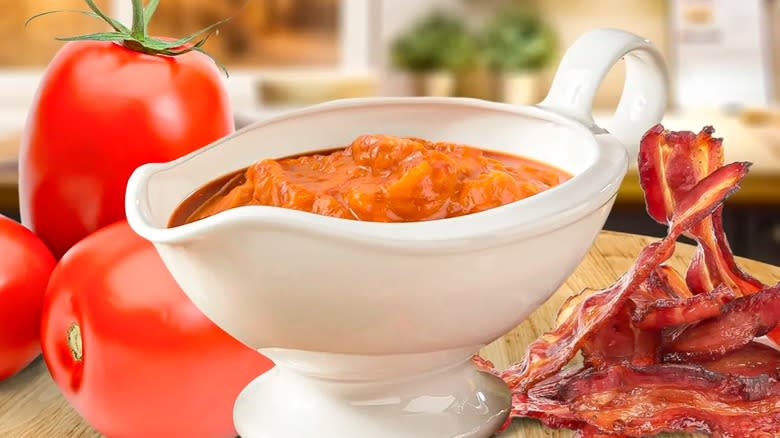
(481, 6, 557, 72)
(391, 11, 478, 73)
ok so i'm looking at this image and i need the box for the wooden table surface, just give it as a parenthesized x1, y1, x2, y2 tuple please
(1, 231, 779, 438)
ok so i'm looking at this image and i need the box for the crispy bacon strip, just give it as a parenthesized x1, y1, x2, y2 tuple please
(554, 269, 680, 376)
(711, 208, 765, 293)
(688, 208, 767, 296)
(663, 284, 780, 362)
(633, 284, 736, 329)
(474, 356, 586, 432)
(558, 265, 682, 330)
(686, 245, 713, 294)
(696, 341, 780, 378)
(501, 242, 664, 390)
(581, 308, 642, 367)
(639, 125, 765, 296)
(558, 364, 780, 437)
(629, 267, 690, 321)
(634, 331, 665, 369)
(556, 288, 598, 327)
(655, 264, 693, 299)
(490, 125, 777, 437)
(580, 275, 673, 369)
(581, 305, 661, 368)
(639, 125, 722, 224)
(510, 387, 583, 430)
(471, 355, 497, 374)
(501, 162, 750, 390)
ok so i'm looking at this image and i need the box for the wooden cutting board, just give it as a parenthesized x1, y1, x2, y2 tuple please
(1, 231, 779, 438)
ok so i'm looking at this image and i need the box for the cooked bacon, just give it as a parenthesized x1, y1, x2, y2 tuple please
(687, 244, 715, 294)
(560, 363, 780, 404)
(559, 286, 663, 386)
(580, 306, 636, 367)
(710, 208, 767, 294)
(579, 275, 668, 368)
(510, 385, 583, 431)
(556, 288, 598, 327)
(633, 284, 736, 329)
(663, 284, 780, 362)
(581, 304, 660, 368)
(562, 266, 684, 330)
(558, 364, 780, 437)
(655, 264, 693, 298)
(666, 162, 749, 228)
(485, 125, 780, 437)
(631, 268, 682, 307)
(471, 354, 497, 374)
(630, 326, 662, 367)
(638, 125, 722, 224)
(629, 267, 692, 326)
(696, 342, 780, 378)
(473, 356, 586, 432)
(502, 162, 750, 390)
(688, 210, 767, 296)
(501, 242, 666, 390)
(639, 124, 765, 296)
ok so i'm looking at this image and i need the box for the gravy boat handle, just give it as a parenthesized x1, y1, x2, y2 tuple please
(537, 28, 668, 160)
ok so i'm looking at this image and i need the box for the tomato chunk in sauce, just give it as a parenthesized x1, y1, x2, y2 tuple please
(169, 134, 571, 227)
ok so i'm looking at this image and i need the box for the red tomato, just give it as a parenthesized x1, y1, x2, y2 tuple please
(0, 215, 56, 381)
(41, 221, 273, 438)
(19, 39, 233, 259)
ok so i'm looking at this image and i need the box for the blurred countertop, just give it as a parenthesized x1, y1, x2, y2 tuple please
(596, 108, 780, 205)
(2, 107, 780, 213)
(0, 133, 18, 181)
(596, 109, 780, 176)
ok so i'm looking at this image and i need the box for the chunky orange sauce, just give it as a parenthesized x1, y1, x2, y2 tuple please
(169, 134, 571, 227)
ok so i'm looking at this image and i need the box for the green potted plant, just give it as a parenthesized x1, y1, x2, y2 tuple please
(391, 11, 478, 96)
(481, 6, 557, 104)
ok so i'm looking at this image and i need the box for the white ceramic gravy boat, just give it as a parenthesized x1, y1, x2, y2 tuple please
(126, 28, 667, 438)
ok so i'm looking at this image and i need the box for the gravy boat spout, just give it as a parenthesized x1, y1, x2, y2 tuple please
(126, 28, 667, 438)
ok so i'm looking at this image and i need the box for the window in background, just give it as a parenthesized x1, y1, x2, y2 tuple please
(670, 0, 774, 108)
(148, 0, 341, 68)
(0, 1, 110, 67)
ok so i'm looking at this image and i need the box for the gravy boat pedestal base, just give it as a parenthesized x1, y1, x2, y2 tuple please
(235, 348, 510, 438)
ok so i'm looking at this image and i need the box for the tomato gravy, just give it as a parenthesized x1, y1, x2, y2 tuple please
(169, 134, 571, 227)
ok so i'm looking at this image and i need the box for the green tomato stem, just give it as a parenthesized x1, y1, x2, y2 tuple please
(130, 0, 146, 39)
(26, 0, 236, 77)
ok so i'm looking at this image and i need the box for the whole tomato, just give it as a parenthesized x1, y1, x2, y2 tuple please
(0, 215, 56, 381)
(20, 0, 235, 259)
(41, 221, 273, 438)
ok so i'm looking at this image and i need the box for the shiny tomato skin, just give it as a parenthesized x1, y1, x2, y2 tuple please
(0, 215, 56, 381)
(41, 221, 273, 438)
(20, 40, 234, 259)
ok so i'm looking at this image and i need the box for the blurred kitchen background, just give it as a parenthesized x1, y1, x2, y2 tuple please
(1, 0, 779, 264)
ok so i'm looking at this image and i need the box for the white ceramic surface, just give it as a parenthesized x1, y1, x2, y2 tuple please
(126, 28, 667, 438)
